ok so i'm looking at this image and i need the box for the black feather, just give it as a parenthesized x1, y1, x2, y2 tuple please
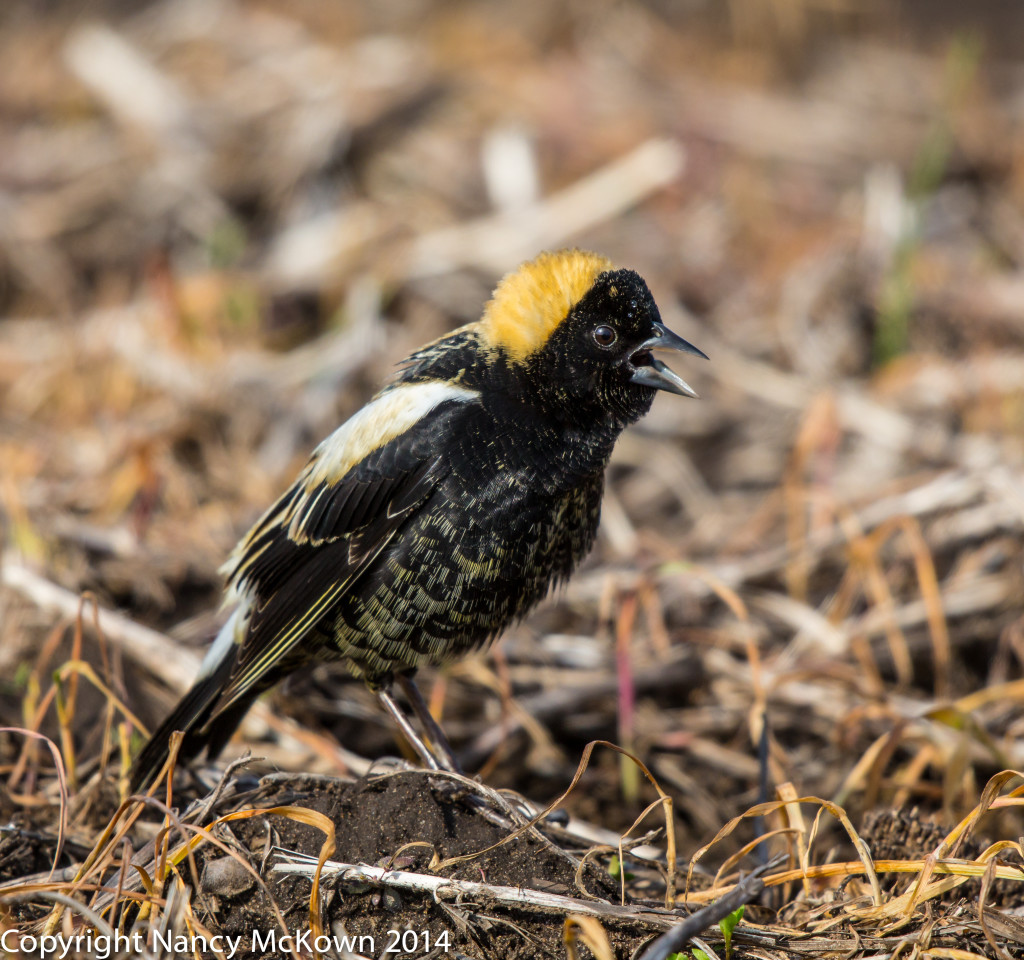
(129, 651, 236, 792)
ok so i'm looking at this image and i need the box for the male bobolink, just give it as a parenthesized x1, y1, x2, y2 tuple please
(131, 249, 706, 789)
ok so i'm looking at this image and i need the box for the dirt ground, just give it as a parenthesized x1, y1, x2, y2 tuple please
(3, 1, 1024, 958)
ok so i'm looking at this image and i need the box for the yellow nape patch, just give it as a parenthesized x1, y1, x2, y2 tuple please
(479, 249, 613, 361)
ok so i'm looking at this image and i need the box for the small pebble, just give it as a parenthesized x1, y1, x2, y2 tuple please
(544, 808, 570, 827)
(200, 857, 256, 897)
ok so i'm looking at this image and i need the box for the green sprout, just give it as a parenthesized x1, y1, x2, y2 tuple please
(665, 904, 745, 960)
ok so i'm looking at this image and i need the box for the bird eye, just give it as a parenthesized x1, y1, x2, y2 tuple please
(592, 324, 617, 347)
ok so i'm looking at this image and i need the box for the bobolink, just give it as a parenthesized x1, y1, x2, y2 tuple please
(131, 249, 706, 789)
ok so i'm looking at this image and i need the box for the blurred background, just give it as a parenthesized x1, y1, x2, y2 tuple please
(2, 0, 1024, 856)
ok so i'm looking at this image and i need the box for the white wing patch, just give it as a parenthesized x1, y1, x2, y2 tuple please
(305, 381, 479, 487)
(197, 604, 247, 680)
(219, 379, 479, 588)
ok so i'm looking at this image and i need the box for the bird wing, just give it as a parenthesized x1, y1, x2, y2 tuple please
(210, 382, 479, 712)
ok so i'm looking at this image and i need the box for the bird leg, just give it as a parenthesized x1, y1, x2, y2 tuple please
(396, 673, 462, 774)
(374, 686, 441, 771)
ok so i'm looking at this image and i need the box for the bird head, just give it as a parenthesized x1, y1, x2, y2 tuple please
(478, 249, 707, 425)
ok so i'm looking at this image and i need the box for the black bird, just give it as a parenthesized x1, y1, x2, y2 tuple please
(130, 249, 706, 789)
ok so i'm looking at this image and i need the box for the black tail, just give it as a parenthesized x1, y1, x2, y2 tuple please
(129, 654, 252, 792)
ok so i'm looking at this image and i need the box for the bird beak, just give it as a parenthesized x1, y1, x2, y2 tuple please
(629, 322, 708, 398)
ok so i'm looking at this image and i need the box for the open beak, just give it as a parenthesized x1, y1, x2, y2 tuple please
(629, 322, 708, 398)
